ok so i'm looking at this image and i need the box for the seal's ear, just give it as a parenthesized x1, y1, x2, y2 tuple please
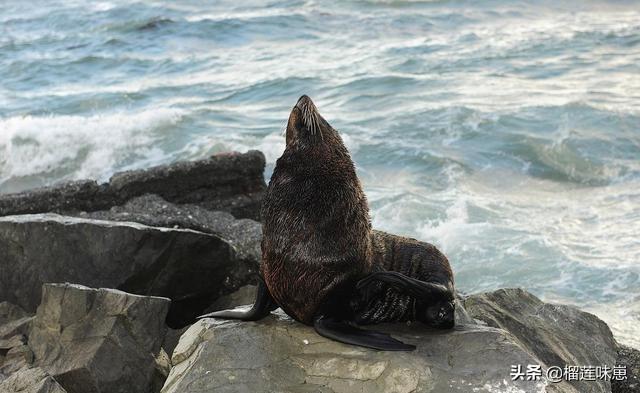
(197, 276, 278, 321)
(313, 315, 415, 351)
(357, 271, 453, 301)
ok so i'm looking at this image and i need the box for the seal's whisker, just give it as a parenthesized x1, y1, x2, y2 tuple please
(313, 112, 323, 141)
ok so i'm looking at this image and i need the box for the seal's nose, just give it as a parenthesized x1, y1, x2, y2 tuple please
(296, 95, 313, 110)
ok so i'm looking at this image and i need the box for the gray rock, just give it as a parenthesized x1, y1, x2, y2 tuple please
(0, 214, 256, 325)
(201, 284, 257, 316)
(464, 288, 617, 393)
(0, 332, 33, 377)
(0, 318, 33, 342)
(78, 194, 262, 266)
(161, 311, 561, 393)
(1, 344, 34, 375)
(0, 150, 266, 221)
(0, 367, 67, 393)
(0, 303, 29, 325)
(29, 283, 170, 393)
(152, 349, 172, 393)
(0, 335, 25, 351)
(0, 303, 33, 341)
(612, 344, 640, 393)
(161, 327, 190, 361)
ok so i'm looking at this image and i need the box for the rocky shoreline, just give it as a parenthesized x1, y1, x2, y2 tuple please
(0, 151, 637, 393)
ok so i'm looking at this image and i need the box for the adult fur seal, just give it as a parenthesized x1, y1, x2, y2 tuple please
(200, 95, 455, 350)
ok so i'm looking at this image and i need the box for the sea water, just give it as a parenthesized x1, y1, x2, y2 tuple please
(1, 0, 639, 348)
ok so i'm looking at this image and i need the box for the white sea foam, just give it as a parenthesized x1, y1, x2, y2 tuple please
(0, 108, 185, 191)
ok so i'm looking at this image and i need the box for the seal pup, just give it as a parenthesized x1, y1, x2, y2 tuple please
(354, 230, 455, 329)
(200, 95, 455, 350)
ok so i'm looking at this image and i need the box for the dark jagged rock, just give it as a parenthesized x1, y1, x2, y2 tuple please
(612, 344, 640, 393)
(29, 283, 170, 393)
(0, 214, 256, 326)
(108, 151, 266, 220)
(0, 151, 266, 221)
(464, 288, 617, 393)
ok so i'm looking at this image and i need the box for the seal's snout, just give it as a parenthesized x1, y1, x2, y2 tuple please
(289, 95, 322, 140)
(296, 95, 313, 110)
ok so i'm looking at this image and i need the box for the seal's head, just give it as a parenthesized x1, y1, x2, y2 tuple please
(286, 95, 335, 147)
(416, 298, 455, 329)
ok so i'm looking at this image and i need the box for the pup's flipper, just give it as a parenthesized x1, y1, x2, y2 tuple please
(313, 314, 415, 351)
(357, 271, 452, 300)
(198, 277, 277, 321)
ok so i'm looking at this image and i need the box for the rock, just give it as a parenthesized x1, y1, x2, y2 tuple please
(0, 302, 29, 325)
(464, 288, 617, 393)
(0, 150, 266, 221)
(0, 302, 33, 341)
(201, 284, 257, 316)
(0, 317, 33, 342)
(612, 344, 640, 393)
(157, 284, 257, 360)
(0, 335, 26, 351)
(78, 194, 262, 266)
(0, 214, 256, 326)
(1, 344, 34, 375)
(0, 303, 35, 379)
(0, 334, 33, 376)
(161, 311, 565, 393)
(0, 367, 67, 393)
(161, 327, 190, 360)
(152, 349, 172, 393)
(28, 283, 170, 393)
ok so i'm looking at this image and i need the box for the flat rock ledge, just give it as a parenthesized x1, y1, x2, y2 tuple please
(0, 150, 266, 221)
(163, 311, 549, 393)
(162, 288, 639, 393)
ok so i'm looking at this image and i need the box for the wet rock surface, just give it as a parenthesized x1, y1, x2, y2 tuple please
(0, 151, 266, 221)
(612, 344, 640, 393)
(464, 288, 618, 393)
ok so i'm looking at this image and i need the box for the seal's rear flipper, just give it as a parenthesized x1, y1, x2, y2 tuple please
(198, 277, 277, 321)
(357, 271, 453, 300)
(313, 315, 415, 351)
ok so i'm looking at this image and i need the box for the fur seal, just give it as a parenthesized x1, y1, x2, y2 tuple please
(200, 95, 455, 350)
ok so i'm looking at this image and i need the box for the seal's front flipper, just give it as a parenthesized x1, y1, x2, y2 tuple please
(198, 277, 277, 321)
(357, 271, 452, 300)
(313, 315, 415, 351)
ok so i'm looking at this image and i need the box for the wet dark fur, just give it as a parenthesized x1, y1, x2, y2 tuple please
(353, 230, 454, 325)
(261, 96, 372, 324)
(261, 96, 455, 327)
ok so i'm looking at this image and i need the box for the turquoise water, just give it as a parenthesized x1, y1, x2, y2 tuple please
(1, 0, 639, 348)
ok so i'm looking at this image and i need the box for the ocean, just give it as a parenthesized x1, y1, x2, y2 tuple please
(1, 0, 638, 348)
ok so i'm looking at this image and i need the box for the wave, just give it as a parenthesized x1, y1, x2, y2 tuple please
(0, 108, 186, 193)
